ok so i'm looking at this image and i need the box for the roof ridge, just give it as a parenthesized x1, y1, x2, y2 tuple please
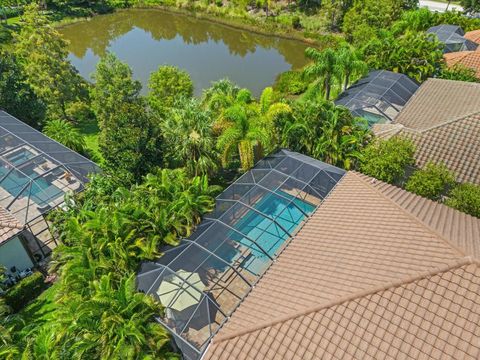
(211, 256, 476, 345)
(350, 171, 467, 256)
(0, 221, 24, 230)
(410, 110, 480, 133)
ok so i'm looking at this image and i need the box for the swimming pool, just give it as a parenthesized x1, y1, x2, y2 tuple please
(232, 190, 316, 274)
(0, 165, 63, 206)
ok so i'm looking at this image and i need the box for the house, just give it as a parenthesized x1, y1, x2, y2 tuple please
(137, 150, 480, 360)
(335, 70, 419, 126)
(465, 29, 480, 45)
(0, 110, 100, 275)
(444, 49, 480, 79)
(427, 24, 478, 53)
(373, 78, 480, 185)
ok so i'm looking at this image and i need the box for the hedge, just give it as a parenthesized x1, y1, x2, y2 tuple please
(3, 272, 48, 312)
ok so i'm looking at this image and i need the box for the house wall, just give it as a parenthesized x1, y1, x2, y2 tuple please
(0, 236, 34, 275)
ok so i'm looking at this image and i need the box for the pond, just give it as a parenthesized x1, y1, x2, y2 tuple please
(60, 9, 310, 96)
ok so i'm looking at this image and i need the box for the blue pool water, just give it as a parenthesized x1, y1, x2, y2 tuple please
(232, 191, 316, 274)
(0, 164, 64, 206)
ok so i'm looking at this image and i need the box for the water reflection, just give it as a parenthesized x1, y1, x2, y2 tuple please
(60, 9, 309, 95)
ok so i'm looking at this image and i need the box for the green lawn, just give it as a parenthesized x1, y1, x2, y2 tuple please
(78, 121, 103, 162)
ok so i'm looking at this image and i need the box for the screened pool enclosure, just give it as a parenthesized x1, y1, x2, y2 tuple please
(0, 111, 100, 260)
(136, 150, 346, 360)
(335, 70, 419, 126)
(427, 25, 478, 53)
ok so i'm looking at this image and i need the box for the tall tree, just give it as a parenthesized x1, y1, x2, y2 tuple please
(98, 100, 163, 184)
(160, 98, 218, 177)
(0, 50, 46, 128)
(147, 65, 193, 113)
(91, 52, 142, 129)
(336, 45, 368, 91)
(304, 48, 340, 100)
(13, 4, 85, 121)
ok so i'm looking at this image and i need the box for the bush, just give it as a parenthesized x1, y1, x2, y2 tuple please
(446, 183, 480, 218)
(3, 272, 47, 312)
(438, 65, 479, 83)
(405, 162, 456, 200)
(292, 15, 301, 29)
(358, 137, 416, 184)
(273, 70, 308, 95)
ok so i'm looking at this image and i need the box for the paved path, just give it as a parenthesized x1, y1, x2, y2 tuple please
(419, 0, 464, 12)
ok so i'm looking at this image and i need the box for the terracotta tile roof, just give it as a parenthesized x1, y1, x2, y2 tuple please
(372, 79, 480, 184)
(205, 258, 480, 360)
(465, 29, 480, 45)
(203, 172, 480, 359)
(0, 206, 24, 244)
(444, 51, 480, 78)
(394, 78, 480, 131)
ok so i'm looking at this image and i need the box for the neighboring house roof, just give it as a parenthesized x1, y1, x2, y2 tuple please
(444, 50, 480, 78)
(465, 29, 480, 44)
(335, 70, 419, 126)
(0, 205, 24, 244)
(372, 78, 480, 184)
(204, 171, 480, 360)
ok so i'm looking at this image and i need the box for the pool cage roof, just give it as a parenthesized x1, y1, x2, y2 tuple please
(427, 25, 478, 53)
(335, 70, 419, 126)
(0, 111, 101, 224)
(137, 150, 346, 360)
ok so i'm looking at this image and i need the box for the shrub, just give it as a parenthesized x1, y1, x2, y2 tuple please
(273, 70, 308, 95)
(358, 137, 416, 184)
(405, 162, 456, 200)
(292, 15, 301, 29)
(3, 272, 47, 312)
(446, 183, 480, 218)
(438, 65, 479, 83)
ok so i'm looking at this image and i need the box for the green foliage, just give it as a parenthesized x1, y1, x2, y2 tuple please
(99, 100, 163, 184)
(3, 273, 47, 313)
(91, 53, 162, 183)
(362, 30, 444, 82)
(461, 0, 480, 14)
(405, 162, 456, 200)
(43, 119, 87, 154)
(273, 70, 308, 96)
(359, 137, 416, 184)
(439, 64, 479, 83)
(281, 101, 371, 169)
(28, 169, 216, 358)
(446, 183, 480, 218)
(304, 47, 340, 100)
(0, 50, 46, 128)
(148, 65, 194, 112)
(91, 52, 142, 128)
(160, 98, 218, 177)
(13, 4, 86, 120)
(343, 0, 403, 41)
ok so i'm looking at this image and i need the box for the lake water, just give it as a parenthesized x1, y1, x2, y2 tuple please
(60, 9, 310, 96)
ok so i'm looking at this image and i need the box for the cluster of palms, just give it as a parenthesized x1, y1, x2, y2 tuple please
(303, 45, 367, 100)
(12, 169, 217, 359)
(162, 74, 371, 176)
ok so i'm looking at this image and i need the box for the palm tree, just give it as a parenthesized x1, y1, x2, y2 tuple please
(216, 103, 269, 171)
(43, 119, 87, 154)
(160, 98, 218, 177)
(336, 46, 368, 91)
(304, 47, 340, 100)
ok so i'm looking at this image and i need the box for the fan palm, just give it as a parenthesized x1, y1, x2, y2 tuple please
(160, 98, 218, 177)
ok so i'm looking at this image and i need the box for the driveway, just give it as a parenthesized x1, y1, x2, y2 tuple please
(419, 0, 464, 12)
